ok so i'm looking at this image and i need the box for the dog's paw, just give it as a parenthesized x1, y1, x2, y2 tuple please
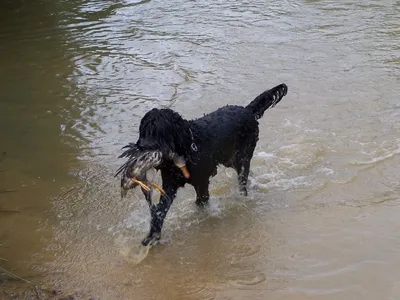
(195, 198, 209, 207)
(141, 233, 161, 247)
(239, 189, 248, 197)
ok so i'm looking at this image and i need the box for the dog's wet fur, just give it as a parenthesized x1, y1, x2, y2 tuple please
(117, 83, 288, 246)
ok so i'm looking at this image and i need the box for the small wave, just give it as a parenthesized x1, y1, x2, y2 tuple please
(284, 286, 351, 296)
(350, 145, 400, 166)
(116, 236, 151, 265)
(122, 0, 151, 6)
(316, 167, 334, 176)
(229, 271, 266, 287)
(256, 151, 276, 159)
(252, 175, 312, 191)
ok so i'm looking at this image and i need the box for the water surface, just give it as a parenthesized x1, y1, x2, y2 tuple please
(0, 0, 399, 299)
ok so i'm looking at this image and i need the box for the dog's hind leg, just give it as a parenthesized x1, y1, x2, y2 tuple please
(194, 179, 210, 206)
(235, 159, 251, 196)
(235, 132, 258, 196)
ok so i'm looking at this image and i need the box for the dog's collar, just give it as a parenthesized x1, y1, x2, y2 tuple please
(189, 128, 198, 152)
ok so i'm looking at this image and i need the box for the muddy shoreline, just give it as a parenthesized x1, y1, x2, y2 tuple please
(1, 280, 96, 300)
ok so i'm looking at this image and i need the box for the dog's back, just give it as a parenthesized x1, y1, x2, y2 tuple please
(190, 106, 257, 168)
(190, 83, 288, 171)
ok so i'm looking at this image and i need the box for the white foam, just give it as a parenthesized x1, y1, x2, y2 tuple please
(351, 148, 400, 166)
(256, 151, 276, 159)
(350, 139, 400, 166)
(316, 167, 335, 176)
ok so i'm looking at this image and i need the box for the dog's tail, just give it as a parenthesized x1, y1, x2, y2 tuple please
(246, 83, 288, 120)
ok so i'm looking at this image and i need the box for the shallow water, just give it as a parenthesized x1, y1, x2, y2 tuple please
(0, 0, 399, 299)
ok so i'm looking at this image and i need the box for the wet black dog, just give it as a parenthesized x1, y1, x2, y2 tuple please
(117, 83, 288, 246)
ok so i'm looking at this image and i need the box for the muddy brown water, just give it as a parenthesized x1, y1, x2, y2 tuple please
(0, 0, 399, 299)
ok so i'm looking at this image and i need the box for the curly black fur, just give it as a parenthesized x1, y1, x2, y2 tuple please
(117, 83, 288, 246)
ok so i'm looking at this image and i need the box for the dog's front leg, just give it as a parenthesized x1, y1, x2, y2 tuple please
(142, 185, 177, 246)
(194, 179, 210, 206)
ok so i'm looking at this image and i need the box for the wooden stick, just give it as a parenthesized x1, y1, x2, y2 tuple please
(0, 266, 31, 283)
(0, 210, 20, 214)
(34, 285, 41, 300)
(0, 189, 16, 194)
(56, 187, 75, 201)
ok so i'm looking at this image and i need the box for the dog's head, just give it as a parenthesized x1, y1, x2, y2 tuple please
(137, 108, 192, 156)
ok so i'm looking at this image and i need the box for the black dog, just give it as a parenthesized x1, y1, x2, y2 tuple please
(116, 83, 288, 246)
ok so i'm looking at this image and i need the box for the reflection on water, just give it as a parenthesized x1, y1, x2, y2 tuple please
(1, 0, 400, 299)
(0, 0, 85, 285)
